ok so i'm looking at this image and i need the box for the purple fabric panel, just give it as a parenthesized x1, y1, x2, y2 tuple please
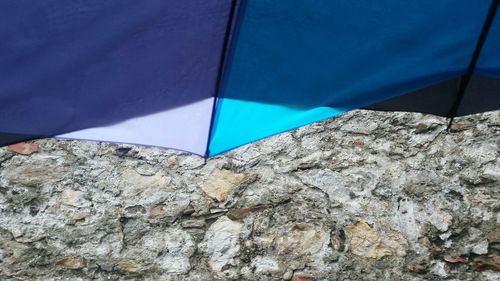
(59, 98, 214, 156)
(0, 0, 231, 137)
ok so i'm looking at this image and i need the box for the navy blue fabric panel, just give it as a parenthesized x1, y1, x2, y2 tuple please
(222, 0, 490, 109)
(0, 0, 231, 136)
(0, 132, 37, 146)
(365, 76, 500, 116)
(365, 79, 460, 116)
(476, 1, 500, 78)
(458, 75, 500, 115)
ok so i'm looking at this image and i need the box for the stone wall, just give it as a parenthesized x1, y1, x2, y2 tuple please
(0, 110, 499, 280)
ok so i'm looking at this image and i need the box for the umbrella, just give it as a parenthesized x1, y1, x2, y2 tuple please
(1, 0, 499, 157)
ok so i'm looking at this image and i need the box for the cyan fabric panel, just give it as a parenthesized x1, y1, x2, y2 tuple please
(209, 98, 344, 156)
(476, 4, 500, 78)
(0, 0, 231, 140)
(209, 0, 490, 155)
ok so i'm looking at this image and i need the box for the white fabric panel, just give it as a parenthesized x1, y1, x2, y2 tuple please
(58, 98, 213, 156)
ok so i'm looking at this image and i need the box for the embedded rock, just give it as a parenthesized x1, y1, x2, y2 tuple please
(201, 169, 248, 202)
(347, 220, 408, 260)
(199, 216, 243, 272)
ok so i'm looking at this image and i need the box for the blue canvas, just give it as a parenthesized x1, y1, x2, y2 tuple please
(1, 0, 499, 156)
(208, 0, 492, 155)
(476, 5, 500, 78)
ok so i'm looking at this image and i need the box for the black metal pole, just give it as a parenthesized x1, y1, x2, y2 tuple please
(205, 0, 238, 157)
(447, 0, 500, 130)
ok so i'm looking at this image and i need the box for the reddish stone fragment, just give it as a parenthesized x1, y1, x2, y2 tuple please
(149, 206, 165, 219)
(352, 140, 365, 147)
(444, 256, 468, 263)
(8, 142, 39, 155)
(493, 256, 500, 266)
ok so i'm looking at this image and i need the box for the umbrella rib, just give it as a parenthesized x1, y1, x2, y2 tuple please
(205, 0, 239, 157)
(447, 0, 500, 129)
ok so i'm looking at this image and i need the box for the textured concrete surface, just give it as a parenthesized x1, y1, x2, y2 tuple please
(0, 109, 499, 280)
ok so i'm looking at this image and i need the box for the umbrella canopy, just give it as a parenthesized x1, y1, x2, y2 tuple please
(1, 0, 499, 157)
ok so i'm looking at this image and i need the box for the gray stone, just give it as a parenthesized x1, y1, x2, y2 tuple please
(472, 240, 489, 255)
(0, 109, 498, 280)
(199, 216, 243, 272)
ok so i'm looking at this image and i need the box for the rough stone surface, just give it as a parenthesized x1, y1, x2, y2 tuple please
(346, 220, 408, 260)
(0, 109, 499, 280)
(201, 169, 248, 202)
